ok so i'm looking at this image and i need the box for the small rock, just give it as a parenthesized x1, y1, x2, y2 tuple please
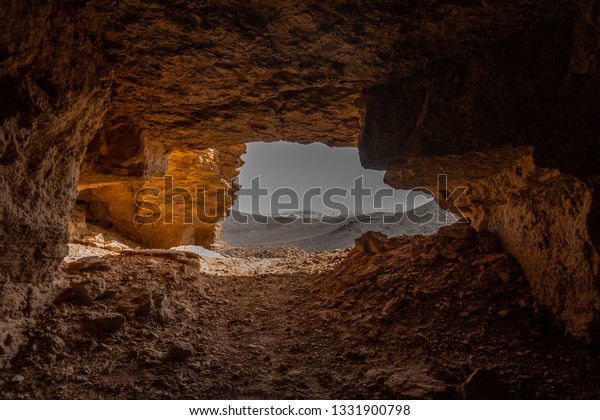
(363, 369, 388, 387)
(462, 368, 503, 399)
(10, 375, 25, 384)
(385, 371, 447, 399)
(82, 233, 105, 245)
(44, 353, 57, 364)
(65, 256, 111, 273)
(421, 252, 439, 265)
(355, 263, 382, 279)
(498, 310, 510, 319)
(395, 324, 408, 334)
(72, 278, 106, 302)
(354, 231, 389, 254)
(95, 313, 125, 331)
(381, 297, 399, 315)
(345, 348, 367, 361)
(117, 291, 170, 323)
(498, 272, 512, 284)
(139, 347, 165, 366)
(411, 289, 438, 300)
(104, 242, 124, 252)
(48, 336, 65, 354)
(168, 341, 195, 361)
(376, 274, 397, 290)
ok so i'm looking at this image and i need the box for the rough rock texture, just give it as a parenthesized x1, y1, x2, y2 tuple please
(77, 146, 243, 248)
(357, 1, 600, 342)
(3, 233, 600, 398)
(383, 150, 600, 342)
(0, 1, 112, 365)
(0, 2, 110, 282)
(0, 0, 600, 358)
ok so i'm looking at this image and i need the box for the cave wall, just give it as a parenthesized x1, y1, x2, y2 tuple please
(0, 0, 112, 365)
(360, 0, 600, 342)
(0, 1, 111, 283)
(77, 146, 243, 249)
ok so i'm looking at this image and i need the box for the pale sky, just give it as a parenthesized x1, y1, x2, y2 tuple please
(233, 141, 431, 215)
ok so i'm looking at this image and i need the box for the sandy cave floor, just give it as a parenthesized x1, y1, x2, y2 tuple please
(1, 229, 600, 399)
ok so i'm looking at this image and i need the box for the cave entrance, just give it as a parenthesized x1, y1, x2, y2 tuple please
(219, 141, 455, 252)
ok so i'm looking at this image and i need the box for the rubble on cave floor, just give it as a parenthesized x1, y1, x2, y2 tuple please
(1, 225, 599, 399)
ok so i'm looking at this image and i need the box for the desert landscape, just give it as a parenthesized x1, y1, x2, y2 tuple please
(221, 201, 456, 252)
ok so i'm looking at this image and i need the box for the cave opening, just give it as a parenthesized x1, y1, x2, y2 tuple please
(219, 141, 456, 252)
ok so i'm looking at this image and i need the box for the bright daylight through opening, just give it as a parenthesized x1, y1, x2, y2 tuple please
(220, 141, 455, 251)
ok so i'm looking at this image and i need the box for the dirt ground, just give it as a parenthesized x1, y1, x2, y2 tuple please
(1, 226, 599, 399)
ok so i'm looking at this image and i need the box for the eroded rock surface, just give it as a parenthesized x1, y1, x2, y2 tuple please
(1, 230, 598, 399)
(77, 146, 243, 248)
(356, 1, 600, 342)
(0, 0, 599, 359)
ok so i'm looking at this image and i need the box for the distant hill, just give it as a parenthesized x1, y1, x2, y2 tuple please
(220, 201, 456, 252)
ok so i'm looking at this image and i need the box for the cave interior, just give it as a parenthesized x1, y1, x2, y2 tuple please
(0, 0, 599, 399)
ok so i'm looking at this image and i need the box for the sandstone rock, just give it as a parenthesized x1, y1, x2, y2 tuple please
(354, 232, 389, 255)
(78, 147, 243, 250)
(355, 263, 382, 279)
(385, 371, 447, 399)
(117, 290, 171, 324)
(48, 336, 66, 354)
(65, 257, 111, 273)
(461, 368, 503, 399)
(438, 224, 477, 240)
(381, 297, 399, 315)
(82, 233, 105, 246)
(104, 242, 124, 252)
(135, 347, 165, 366)
(168, 341, 195, 362)
(376, 274, 398, 290)
(71, 278, 106, 302)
